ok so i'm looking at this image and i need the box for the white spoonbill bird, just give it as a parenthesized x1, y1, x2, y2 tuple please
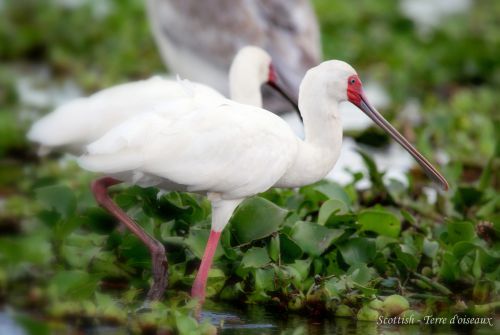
(146, 0, 320, 113)
(27, 46, 296, 154)
(78, 60, 449, 305)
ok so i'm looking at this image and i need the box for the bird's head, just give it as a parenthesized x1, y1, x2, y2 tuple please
(230, 46, 299, 113)
(231, 46, 274, 86)
(312, 60, 449, 190)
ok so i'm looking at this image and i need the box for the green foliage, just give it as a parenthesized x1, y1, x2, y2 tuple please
(0, 0, 498, 332)
(230, 197, 287, 245)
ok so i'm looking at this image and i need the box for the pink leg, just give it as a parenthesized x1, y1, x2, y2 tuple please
(191, 230, 221, 303)
(92, 177, 168, 301)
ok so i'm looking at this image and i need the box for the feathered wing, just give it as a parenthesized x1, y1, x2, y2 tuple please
(79, 103, 298, 199)
(254, 0, 321, 102)
(27, 76, 224, 152)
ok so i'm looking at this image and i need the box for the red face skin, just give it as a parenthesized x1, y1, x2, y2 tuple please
(268, 63, 278, 84)
(346, 74, 364, 106)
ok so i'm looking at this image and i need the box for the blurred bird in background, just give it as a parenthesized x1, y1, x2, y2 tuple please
(146, 0, 321, 114)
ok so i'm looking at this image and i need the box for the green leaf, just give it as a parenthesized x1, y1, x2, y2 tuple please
(279, 233, 303, 263)
(313, 181, 351, 205)
(337, 238, 376, 266)
(241, 247, 271, 268)
(452, 187, 484, 213)
(395, 245, 418, 270)
(446, 221, 476, 244)
(49, 270, 100, 300)
(291, 221, 343, 256)
(289, 259, 311, 282)
(175, 312, 199, 335)
(230, 197, 287, 246)
(35, 184, 76, 218)
(358, 208, 401, 237)
(255, 268, 276, 291)
(318, 199, 348, 226)
(472, 249, 482, 279)
(185, 229, 223, 260)
(268, 234, 280, 263)
(348, 263, 373, 286)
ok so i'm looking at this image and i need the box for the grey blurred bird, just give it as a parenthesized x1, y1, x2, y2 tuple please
(146, 0, 321, 113)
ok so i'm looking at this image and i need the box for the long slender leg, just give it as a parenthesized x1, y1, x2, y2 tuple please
(191, 198, 243, 306)
(91, 176, 168, 301)
(191, 230, 221, 303)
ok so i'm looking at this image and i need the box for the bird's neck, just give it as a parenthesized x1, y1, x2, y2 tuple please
(228, 63, 263, 107)
(278, 82, 343, 188)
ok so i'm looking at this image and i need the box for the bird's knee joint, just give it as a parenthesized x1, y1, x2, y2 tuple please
(151, 242, 166, 258)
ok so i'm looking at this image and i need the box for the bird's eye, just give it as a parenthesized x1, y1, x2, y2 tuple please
(350, 79, 356, 84)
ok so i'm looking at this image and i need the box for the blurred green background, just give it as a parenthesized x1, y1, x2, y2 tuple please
(0, 0, 498, 334)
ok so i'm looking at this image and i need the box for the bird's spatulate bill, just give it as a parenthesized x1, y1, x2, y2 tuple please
(358, 96, 449, 190)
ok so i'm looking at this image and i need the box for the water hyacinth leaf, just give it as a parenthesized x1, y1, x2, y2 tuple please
(452, 241, 477, 259)
(241, 247, 271, 268)
(49, 270, 100, 300)
(291, 221, 343, 256)
(155, 191, 206, 223)
(313, 181, 351, 205)
(230, 197, 287, 246)
(401, 210, 416, 225)
(268, 234, 280, 262)
(185, 229, 223, 260)
(279, 265, 303, 288)
(452, 186, 484, 213)
(440, 251, 459, 281)
(394, 245, 418, 270)
(255, 268, 276, 291)
(289, 259, 311, 281)
(375, 235, 399, 250)
(0, 235, 52, 266)
(452, 241, 500, 273)
(175, 313, 199, 335)
(279, 233, 303, 263)
(472, 249, 482, 279)
(318, 199, 348, 226)
(35, 184, 76, 218)
(220, 229, 239, 260)
(54, 216, 84, 240)
(446, 221, 476, 244)
(206, 268, 226, 297)
(358, 208, 401, 237)
(337, 238, 376, 266)
(348, 263, 372, 286)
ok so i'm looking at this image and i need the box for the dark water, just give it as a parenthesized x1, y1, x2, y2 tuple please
(1, 304, 498, 335)
(202, 301, 498, 335)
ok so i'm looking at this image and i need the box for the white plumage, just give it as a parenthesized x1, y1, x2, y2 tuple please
(80, 102, 298, 199)
(27, 46, 277, 153)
